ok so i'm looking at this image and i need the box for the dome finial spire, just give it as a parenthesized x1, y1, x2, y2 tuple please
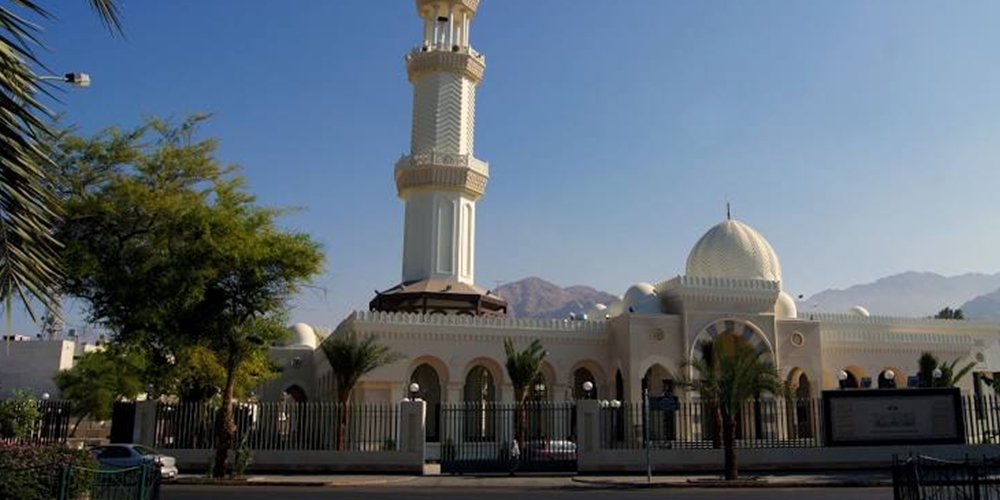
(726, 201, 731, 220)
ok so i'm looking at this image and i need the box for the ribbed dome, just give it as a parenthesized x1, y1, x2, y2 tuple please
(287, 323, 318, 349)
(686, 219, 782, 282)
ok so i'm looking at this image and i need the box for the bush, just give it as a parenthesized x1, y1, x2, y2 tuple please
(0, 443, 98, 500)
(0, 390, 41, 439)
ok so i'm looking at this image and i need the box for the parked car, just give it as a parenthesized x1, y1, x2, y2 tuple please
(526, 439, 577, 461)
(90, 444, 178, 480)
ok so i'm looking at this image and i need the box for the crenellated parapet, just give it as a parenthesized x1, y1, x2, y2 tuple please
(328, 310, 609, 346)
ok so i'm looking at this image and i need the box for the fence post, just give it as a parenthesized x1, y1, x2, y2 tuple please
(576, 400, 600, 457)
(133, 400, 158, 447)
(399, 400, 426, 457)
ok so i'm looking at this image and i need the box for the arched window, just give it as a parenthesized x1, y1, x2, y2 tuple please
(463, 365, 496, 440)
(573, 367, 597, 400)
(411, 364, 442, 442)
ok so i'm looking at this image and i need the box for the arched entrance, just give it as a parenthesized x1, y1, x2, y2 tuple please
(410, 363, 442, 442)
(642, 364, 676, 441)
(786, 369, 813, 439)
(573, 367, 597, 400)
(463, 365, 497, 440)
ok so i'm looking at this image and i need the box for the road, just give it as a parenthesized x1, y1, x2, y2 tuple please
(163, 485, 893, 500)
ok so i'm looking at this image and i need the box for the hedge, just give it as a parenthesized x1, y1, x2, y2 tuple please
(0, 443, 98, 500)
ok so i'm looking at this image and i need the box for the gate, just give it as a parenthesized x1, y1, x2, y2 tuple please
(110, 401, 136, 444)
(439, 402, 577, 473)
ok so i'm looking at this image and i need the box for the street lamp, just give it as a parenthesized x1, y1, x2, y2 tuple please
(932, 368, 943, 385)
(534, 382, 546, 401)
(582, 381, 594, 400)
(41, 392, 50, 400)
(837, 370, 848, 389)
(609, 400, 621, 409)
(39, 73, 91, 87)
(408, 382, 420, 401)
(884, 370, 896, 389)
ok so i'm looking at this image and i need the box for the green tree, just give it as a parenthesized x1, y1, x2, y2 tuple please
(0, 390, 41, 439)
(55, 116, 324, 477)
(503, 338, 547, 445)
(680, 336, 783, 480)
(917, 351, 975, 388)
(0, 1, 120, 322)
(320, 332, 402, 451)
(934, 307, 965, 320)
(53, 347, 144, 435)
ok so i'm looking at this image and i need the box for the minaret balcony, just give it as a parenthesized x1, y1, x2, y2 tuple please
(394, 152, 489, 198)
(406, 47, 485, 83)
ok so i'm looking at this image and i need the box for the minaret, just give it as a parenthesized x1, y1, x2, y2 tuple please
(371, 0, 506, 316)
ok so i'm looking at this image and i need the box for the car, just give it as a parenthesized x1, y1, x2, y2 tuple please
(90, 444, 178, 480)
(526, 439, 577, 461)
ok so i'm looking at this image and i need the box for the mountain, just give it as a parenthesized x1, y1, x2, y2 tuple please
(804, 271, 1000, 318)
(963, 289, 1000, 320)
(496, 277, 618, 319)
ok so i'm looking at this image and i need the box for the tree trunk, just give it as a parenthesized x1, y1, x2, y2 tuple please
(513, 387, 526, 448)
(212, 367, 237, 478)
(711, 404, 722, 449)
(722, 413, 738, 480)
(70, 414, 87, 438)
(336, 388, 352, 451)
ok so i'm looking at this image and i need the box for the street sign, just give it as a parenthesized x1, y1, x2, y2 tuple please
(648, 395, 680, 412)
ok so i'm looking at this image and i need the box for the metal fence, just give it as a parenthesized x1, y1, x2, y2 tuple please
(153, 401, 400, 451)
(600, 396, 1000, 450)
(893, 454, 1000, 500)
(964, 395, 1000, 444)
(439, 402, 578, 473)
(600, 398, 824, 450)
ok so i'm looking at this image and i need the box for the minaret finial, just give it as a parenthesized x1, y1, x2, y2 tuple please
(726, 201, 731, 220)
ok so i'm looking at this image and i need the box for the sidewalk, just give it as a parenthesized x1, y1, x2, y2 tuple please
(170, 471, 892, 488)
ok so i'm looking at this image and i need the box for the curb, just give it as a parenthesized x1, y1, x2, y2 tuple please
(169, 476, 418, 488)
(570, 477, 893, 489)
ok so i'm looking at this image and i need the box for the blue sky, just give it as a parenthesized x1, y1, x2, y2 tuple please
(22, 0, 1000, 334)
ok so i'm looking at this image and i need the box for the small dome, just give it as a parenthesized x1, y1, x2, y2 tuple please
(776, 292, 797, 319)
(623, 283, 660, 314)
(606, 299, 625, 318)
(287, 323, 318, 349)
(847, 305, 870, 317)
(586, 303, 608, 320)
(686, 219, 782, 282)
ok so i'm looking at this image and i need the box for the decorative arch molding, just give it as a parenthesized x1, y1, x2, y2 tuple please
(538, 360, 558, 387)
(690, 318, 774, 361)
(462, 357, 505, 386)
(406, 355, 451, 386)
(638, 356, 677, 380)
(568, 360, 607, 388)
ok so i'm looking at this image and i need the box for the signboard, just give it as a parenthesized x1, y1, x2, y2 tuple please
(649, 395, 680, 412)
(822, 388, 965, 446)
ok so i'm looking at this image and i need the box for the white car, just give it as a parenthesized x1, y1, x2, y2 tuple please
(90, 444, 179, 480)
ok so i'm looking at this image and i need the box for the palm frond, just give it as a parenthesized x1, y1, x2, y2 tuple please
(87, 0, 123, 36)
(320, 332, 402, 402)
(503, 337, 547, 402)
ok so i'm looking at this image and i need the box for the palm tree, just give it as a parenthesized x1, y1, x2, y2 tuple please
(918, 352, 975, 388)
(0, 1, 121, 321)
(503, 338, 547, 446)
(320, 332, 402, 450)
(680, 335, 782, 480)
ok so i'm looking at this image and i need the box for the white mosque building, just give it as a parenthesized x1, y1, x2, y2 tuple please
(265, 0, 1000, 425)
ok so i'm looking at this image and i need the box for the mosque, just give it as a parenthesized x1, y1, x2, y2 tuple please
(264, 0, 1000, 428)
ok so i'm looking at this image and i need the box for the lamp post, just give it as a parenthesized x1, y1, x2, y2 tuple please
(884, 370, 896, 389)
(932, 368, 943, 387)
(837, 370, 848, 389)
(409, 382, 420, 401)
(582, 381, 594, 400)
(534, 382, 546, 401)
